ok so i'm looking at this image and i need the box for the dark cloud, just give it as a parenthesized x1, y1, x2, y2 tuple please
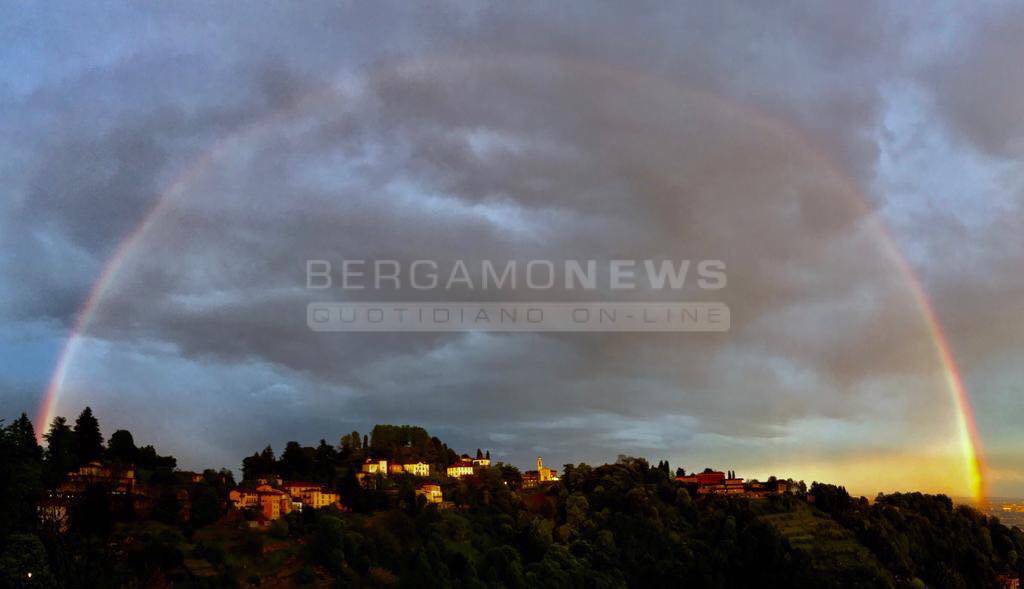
(927, 5, 1024, 158)
(2, 1, 1023, 494)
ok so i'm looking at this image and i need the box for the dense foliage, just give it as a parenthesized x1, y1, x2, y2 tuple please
(2, 410, 1023, 588)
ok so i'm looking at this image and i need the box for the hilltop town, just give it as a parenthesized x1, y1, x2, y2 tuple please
(4, 408, 1024, 588)
(36, 415, 807, 531)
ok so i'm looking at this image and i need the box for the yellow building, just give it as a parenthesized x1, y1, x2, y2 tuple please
(523, 457, 559, 489)
(282, 482, 341, 509)
(447, 459, 475, 478)
(402, 462, 430, 477)
(416, 483, 443, 504)
(362, 458, 388, 474)
(536, 456, 558, 482)
(229, 484, 293, 520)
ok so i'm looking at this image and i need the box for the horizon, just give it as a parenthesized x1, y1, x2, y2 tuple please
(15, 405, 1017, 504)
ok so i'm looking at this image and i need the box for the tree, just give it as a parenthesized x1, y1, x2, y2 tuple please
(281, 441, 313, 479)
(107, 429, 137, 463)
(73, 406, 104, 463)
(0, 416, 43, 539)
(0, 533, 56, 588)
(242, 445, 276, 480)
(190, 484, 222, 528)
(43, 416, 76, 485)
(313, 439, 338, 483)
(7, 414, 40, 460)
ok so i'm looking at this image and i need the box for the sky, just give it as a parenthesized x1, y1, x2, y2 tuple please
(2, 1, 1024, 499)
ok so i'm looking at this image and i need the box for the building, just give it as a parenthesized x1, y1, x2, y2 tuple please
(57, 461, 136, 496)
(522, 456, 559, 489)
(447, 459, 475, 478)
(281, 481, 341, 509)
(675, 469, 748, 496)
(386, 462, 430, 476)
(229, 484, 293, 520)
(696, 470, 725, 487)
(744, 480, 770, 498)
(37, 497, 70, 533)
(402, 462, 430, 477)
(256, 475, 283, 487)
(472, 457, 491, 468)
(362, 458, 388, 475)
(416, 483, 443, 504)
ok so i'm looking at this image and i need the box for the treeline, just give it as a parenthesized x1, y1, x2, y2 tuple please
(37, 407, 178, 487)
(241, 424, 469, 482)
(0, 409, 234, 587)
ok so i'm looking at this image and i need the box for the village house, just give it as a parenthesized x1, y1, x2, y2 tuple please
(58, 461, 137, 496)
(402, 462, 430, 477)
(387, 462, 431, 477)
(694, 471, 746, 495)
(416, 482, 444, 505)
(675, 469, 800, 498)
(229, 484, 293, 521)
(37, 497, 70, 533)
(447, 458, 475, 478)
(281, 481, 342, 509)
(362, 458, 388, 474)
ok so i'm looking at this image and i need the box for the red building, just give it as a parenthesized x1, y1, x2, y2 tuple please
(696, 470, 725, 486)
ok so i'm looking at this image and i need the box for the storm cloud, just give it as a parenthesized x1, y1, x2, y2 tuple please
(3, 1, 1024, 496)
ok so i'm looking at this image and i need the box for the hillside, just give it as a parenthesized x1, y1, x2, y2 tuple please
(2, 414, 1023, 587)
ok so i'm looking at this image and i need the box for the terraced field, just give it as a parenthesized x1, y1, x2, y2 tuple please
(761, 503, 892, 584)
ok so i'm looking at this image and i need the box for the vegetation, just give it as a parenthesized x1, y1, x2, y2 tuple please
(1, 409, 1023, 587)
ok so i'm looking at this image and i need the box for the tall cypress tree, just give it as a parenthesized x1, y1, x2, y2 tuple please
(73, 406, 104, 464)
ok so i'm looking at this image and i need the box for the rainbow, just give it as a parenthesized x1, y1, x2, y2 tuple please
(35, 55, 989, 502)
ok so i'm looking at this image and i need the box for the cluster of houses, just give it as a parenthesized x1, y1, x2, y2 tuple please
(38, 460, 215, 532)
(227, 474, 450, 523)
(40, 455, 804, 530)
(674, 469, 802, 498)
(443, 453, 490, 478)
(358, 453, 495, 483)
(228, 477, 342, 521)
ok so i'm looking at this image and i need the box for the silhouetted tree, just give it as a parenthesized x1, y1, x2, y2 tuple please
(0, 415, 43, 539)
(43, 416, 76, 485)
(107, 429, 137, 463)
(281, 441, 314, 479)
(73, 406, 103, 463)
